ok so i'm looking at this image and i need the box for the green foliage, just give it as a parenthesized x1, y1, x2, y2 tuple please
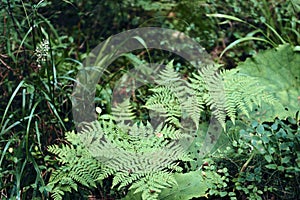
(187, 120, 233, 171)
(195, 64, 227, 128)
(47, 117, 191, 199)
(124, 0, 176, 12)
(205, 0, 299, 66)
(170, 0, 218, 49)
(222, 68, 278, 123)
(205, 117, 300, 199)
(241, 117, 300, 174)
(159, 170, 215, 199)
(47, 56, 290, 199)
(0, 0, 79, 198)
(145, 61, 189, 127)
(46, 131, 104, 200)
(111, 98, 136, 128)
(44, 0, 175, 49)
(124, 170, 226, 200)
(237, 44, 300, 121)
(145, 60, 279, 129)
(1, 0, 299, 199)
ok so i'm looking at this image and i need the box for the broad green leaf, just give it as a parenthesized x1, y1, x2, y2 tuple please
(256, 124, 265, 134)
(158, 171, 217, 200)
(237, 44, 300, 121)
(294, 46, 300, 51)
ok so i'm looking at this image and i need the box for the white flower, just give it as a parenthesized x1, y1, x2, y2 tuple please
(35, 39, 49, 63)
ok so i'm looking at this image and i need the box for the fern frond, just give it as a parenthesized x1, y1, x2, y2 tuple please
(47, 131, 105, 200)
(78, 120, 189, 199)
(199, 64, 227, 128)
(51, 187, 64, 200)
(111, 98, 136, 125)
(154, 61, 189, 102)
(145, 60, 193, 128)
(145, 87, 182, 127)
(48, 120, 190, 199)
(130, 171, 177, 200)
(181, 94, 204, 129)
(222, 68, 278, 123)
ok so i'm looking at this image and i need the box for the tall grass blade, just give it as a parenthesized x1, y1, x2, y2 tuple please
(264, 22, 287, 44)
(220, 37, 274, 58)
(206, 13, 245, 23)
(0, 140, 12, 168)
(0, 80, 25, 129)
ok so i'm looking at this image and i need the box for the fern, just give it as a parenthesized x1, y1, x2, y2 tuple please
(182, 72, 207, 129)
(236, 44, 300, 120)
(145, 60, 191, 128)
(221, 68, 278, 124)
(146, 61, 279, 129)
(130, 171, 177, 200)
(80, 120, 191, 198)
(48, 58, 284, 199)
(145, 62, 223, 130)
(110, 98, 136, 131)
(145, 62, 222, 129)
(47, 118, 191, 200)
(198, 64, 227, 128)
(145, 88, 182, 127)
(111, 98, 136, 123)
(47, 131, 111, 200)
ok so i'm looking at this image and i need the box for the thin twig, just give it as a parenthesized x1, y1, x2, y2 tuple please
(0, 58, 12, 70)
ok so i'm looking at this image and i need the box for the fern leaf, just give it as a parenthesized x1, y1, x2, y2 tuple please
(200, 64, 227, 129)
(222, 68, 278, 123)
(78, 120, 189, 199)
(111, 98, 136, 124)
(47, 131, 104, 199)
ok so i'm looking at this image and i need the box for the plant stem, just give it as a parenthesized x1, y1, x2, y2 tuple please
(240, 151, 255, 172)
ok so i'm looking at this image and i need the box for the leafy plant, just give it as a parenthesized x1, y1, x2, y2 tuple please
(47, 115, 191, 199)
(0, 1, 80, 199)
(46, 131, 103, 200)
(205, 117, 300, 199)
(237, 44, 300, 121)
(159, 170, 222, 200)
(205, 0, 299, 67)
(1, 0, 299, 199)
(47, 56, 285, 199)
(145, 60, 279, 129)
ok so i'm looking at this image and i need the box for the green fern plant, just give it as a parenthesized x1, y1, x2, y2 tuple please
(145, 60, 280, 129)
(221, 68, 278, 123)
(47, 109, 191, 199)
(47, 131, 106, 200)
(195, 64, 227, 128)
(111, 98, 136, 123)
(47, 58, 285, 199)
(145, 60, 189, 127)
(80, 119, 191, 199)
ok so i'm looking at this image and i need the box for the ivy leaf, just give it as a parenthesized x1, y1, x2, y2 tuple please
(237, 44, 300, 121)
